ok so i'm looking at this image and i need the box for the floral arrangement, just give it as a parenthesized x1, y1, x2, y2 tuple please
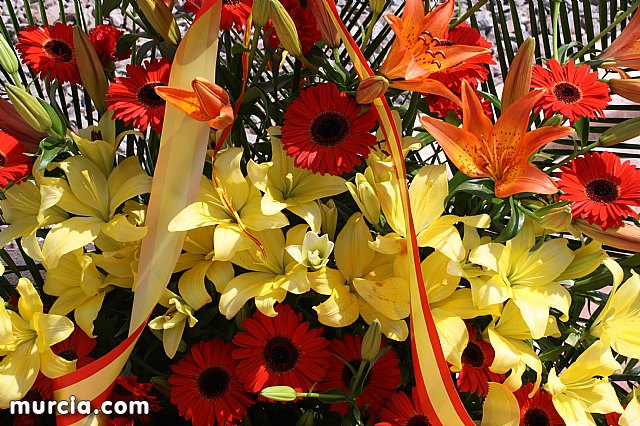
(2, 0, 640, 425)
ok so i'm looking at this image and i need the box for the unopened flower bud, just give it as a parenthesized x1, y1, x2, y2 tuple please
(610, 79, 640, 103)
(252, 0, 272, 27)
(542, 114, 565, 127)
(192, 77, 234, 129)
(320, 199, 338, 241)
(270, 0, 303, 58)
(5, 84, 52, 133)
(296, 410, 315, 426)
(74, 26, 108, 113)
(356, 76, 389, 104)
(137, 0, 181, 46)
(346, 169, 381, 224)
(285, 231, 334, 270)
(0, 34, 18, 75)
(599, 116, 640, 147)
(361, 319, 381, 361)
(307, 0, 340, 48)
(538, 204, 573, 233)
(369, 0, 385, 14)
(261, 386, 298, 402)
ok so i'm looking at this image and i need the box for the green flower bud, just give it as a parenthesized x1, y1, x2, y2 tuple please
(270, 0, 303, 57)
(74, 26, 108, 113)
(599, 117, 640, 147)
(0, 34, 18, 74)
(369, 0, 385, 14)
(5, 84, 52, 133)
(253, 0, 272, 27)
(361, 319, 381, 361)
(260, 386, 298, 402)
(296, 410, 315, 426)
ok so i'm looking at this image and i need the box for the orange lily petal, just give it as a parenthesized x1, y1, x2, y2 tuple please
(154, 86, 210, 121)
(413, 45, 491, 75)
(597, 11, 640, 65)
(420, 114, 488, 178)
(501, 37, 535, 110)
(401, 0, 430, 44)
(421, 0, 455, 38)
(461, 80, 492, 140)
(495, 162, 557, 198)
(518, 125, 574, 161)
(491, 89, 545, 158)
(209, 104, 235, 130)
(380, 15, 416, 79)
(391, 78, 461, 106)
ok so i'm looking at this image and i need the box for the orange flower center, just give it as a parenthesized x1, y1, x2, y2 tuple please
(309, 111, 351, 147)
(264, 336, 300, 372)
(44, 39, 73, 63)
(585, 178, 620, 204)
(552, 82, 582, 104)
(137, 82, 167, 108)
(461, 342, 485, 369)
(198, 366, 231, 400)
(522, 407, 551, 426)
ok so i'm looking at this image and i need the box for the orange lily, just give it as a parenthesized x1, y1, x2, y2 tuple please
(420, 81, 574, 198)
(597, 11, 640, 71)
(379, 0, 490, 101)
(155, 77, 234, 130)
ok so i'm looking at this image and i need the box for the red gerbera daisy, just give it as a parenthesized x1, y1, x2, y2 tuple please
(531, 58, 611, 124)
(429, 23, 495, 92)
(169, 339, 254, 426)
(557, 151, 640, 230)
(318, 334, 401, 416)
(0, 131, 33, 188)
(88, 24, 131, 68)
(184, 0, 252, 31)
(281, 82, 378, 176)
(376, 387, 433, 426)
(514, 383, 564, 426)
(108, 376, 161, 423)
(232, 304, 329, 394)
(605, 408, 624, 426)
(32, 328, 96, 399)
(106, 58, 171, 133)
(456, 326, 504, 397)
(266, 0, 321, 54)
(16, 23, 81, 85)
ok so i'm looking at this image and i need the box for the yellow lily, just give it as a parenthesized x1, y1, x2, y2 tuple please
(481, 382, 520, 426)
(285, 230, 334, 270)
(39, 155, 151, 269)
(219, 225, 311, 319)
(148, 289, 198, 358)
(311, 213, 410, 341)
(591, 260, 640, 359)
(43, 249, 121, 337)
(374, 164, 490, 261)
(620, 390, 640, 426)
(421, 81, 574, 198)
(379, 0, 489, 99)
(421, 249, 499, 371)
(467, 220, 574, 338)
(169, 148, 289, 260)
(247, 128, 347, 232)
(544, 340, 624, 425)
(346, 167, 381, 225)
(173, 226, 235, 310)
(0, 278, 75, 408)
(485, 300, 559, 394)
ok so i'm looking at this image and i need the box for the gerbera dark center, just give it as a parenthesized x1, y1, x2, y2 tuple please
(264, 336, 300, 372)
(585, 178, 620, 203)
(341, 360, 371, 389)
(553, 82, 582, 104)
(522, 407, 551, 426)
(137, 82, 167, 108)
(461, 342, 485, 368)
(407, 414, 431, 426)
(223, 0, 242, 4)
(309, 111, 351, 147)
(44, 39, 73, 62)
(198, 366, 231, 399)
(57, 349, 78, 361)
(0, 151, 7, 167)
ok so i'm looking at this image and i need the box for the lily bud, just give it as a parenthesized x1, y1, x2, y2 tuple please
(361, 319, 382, 361)
(356, 76, 389, 104)
(320, 199, 338, 241)
(192, 77, 234, 129)
(542, 114, 565, 127)
(5, 84, 52, 133)
(599, 116, 640, 147)
(0, 96, 45, 152)
(73, 26, 108, 113)
(296, 410, 315, 426)
(609, 78, 640, 103)
(269, 0, 303, 58)
(502, 37, 535, 110)
(261, 386, 298, 402)
(574, 219, 640, 252)
(252, 0, 272, 27)
(537, 204, 573, 233)
(0, 34, 18, 75)
(307, 0, 340, 48)
(369, 0, 385, 14)
(137, 0, 181, 46)
(346, 169, 381, 224)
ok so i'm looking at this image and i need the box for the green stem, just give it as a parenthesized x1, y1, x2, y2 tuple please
(572, 0, 640, 60)
(450, 0, 489, 28)
(552, 0, 561, 60)
(403, 92, 421, 135)
(361, 11, 380, 48)
(350, 360, 368, 395)
(546, 140, 601, 174)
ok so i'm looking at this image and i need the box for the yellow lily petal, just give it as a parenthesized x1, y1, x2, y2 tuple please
(307, 267, 346, 295)
(75, 292, 106, 338)
(353, 277, 410, 320)
(169, 201, 230, 231)
(417, 214, 490, 261)
(205, 260, 234, 293)
(101, 214, 148, 243)
(620, 395, 640, 426)
(335, 213, 376, 282)
(0, 341, 39, 408)
(69, 132, 116, 176)
(31, 311, 74, 349)
(313, 284, 359, 327)
(432, 310, 468, 371)
(107, 157, 152, 217)
(480, 382, 520, 426)
(17, 278, 43, 322)
(41, 216, 104, 270)
(178, 261, 213, 310)
(39, 346, 75, 379)
(57, 157, 110, 219)
(219, 272, 277, 319)
(409, 164, 448, 233)
(255, 287, 288, 317)
(358, 297, 408, 341)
